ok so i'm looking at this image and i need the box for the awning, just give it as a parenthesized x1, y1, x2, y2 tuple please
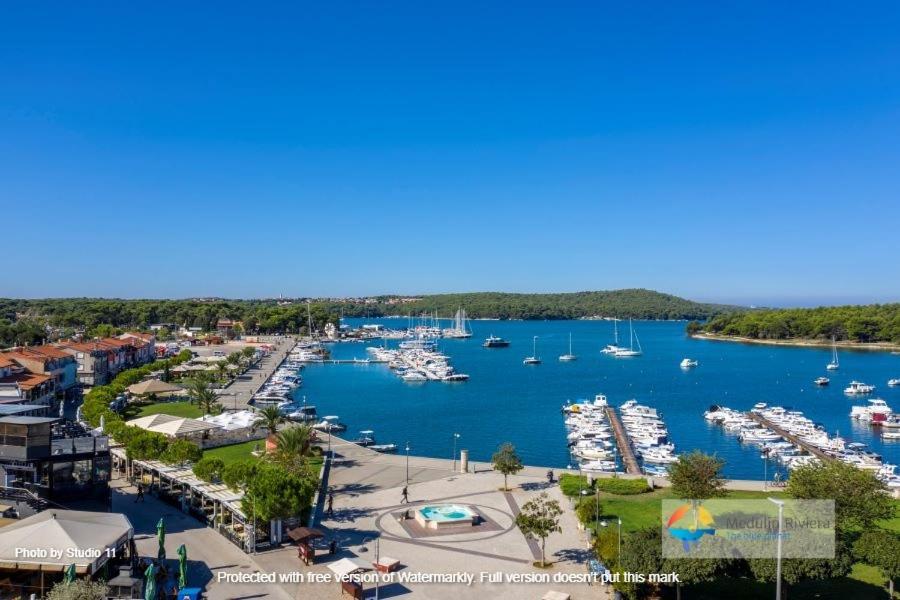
(287, 527, 324, 542)
(327, 558, 371, 579)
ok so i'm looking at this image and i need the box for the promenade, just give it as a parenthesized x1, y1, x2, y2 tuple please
(219, 336, 296, 410)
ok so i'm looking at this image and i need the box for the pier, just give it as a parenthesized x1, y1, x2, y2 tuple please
(604, 406, 642, 475)
(746, 412, 834, 462)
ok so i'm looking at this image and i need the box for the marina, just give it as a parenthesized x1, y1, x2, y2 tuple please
(293, 318, 900, 479)
(603, 403, 641, 475)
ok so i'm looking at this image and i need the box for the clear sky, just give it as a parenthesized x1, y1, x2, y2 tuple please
(2, 2, 899, 307)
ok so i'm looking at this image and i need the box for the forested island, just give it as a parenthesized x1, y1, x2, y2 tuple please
(0, 290, 734, 347)
(339, 289, 736, 321)
(692, 303, 900, 346)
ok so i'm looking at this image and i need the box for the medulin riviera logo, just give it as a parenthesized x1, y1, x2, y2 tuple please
(665, 502, 717, 551)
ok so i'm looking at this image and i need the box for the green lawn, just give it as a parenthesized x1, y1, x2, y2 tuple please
(202, 439, 325, 472)
(133, 401, 203, 419)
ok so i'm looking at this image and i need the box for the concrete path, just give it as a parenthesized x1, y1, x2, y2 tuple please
(218, 337, 296, 410)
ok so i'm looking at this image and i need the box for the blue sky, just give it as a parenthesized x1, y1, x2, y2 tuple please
(2, 2, 899, 306)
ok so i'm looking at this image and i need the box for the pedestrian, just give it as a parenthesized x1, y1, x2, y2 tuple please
(329, 539, 337, 555)
(326, 491, 334, 517)
(400, 486, 409, 504)
(135, 483, 144, 503)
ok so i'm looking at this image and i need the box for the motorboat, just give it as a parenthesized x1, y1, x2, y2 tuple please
(889, 379, 900, 387)
(371, 444, 398, 453)
(680, 358, 698, 368)
(523, 336, 542, 365)
(483, 335, 510, 348)
(352, 430, 376, 446)
(558, 333, 577, 362)
(845, 381, 876, 395)
(401, 371, 428, 382)
(883, 432, 900, 440)
(312, 415, 346, 432)
(814, 376, 830, 386)
(850, 398, 893, 423)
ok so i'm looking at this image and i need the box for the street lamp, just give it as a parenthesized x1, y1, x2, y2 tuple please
(405, 442, 411, 485)
(452, 433, 460, 472)
(768, 498, 784, 600)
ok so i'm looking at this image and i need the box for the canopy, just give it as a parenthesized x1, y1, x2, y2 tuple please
(327, 558, 371, 579)
(0, 510, 133, 574)
(127, 380, 184, 396)
(287, 527, 324, 542)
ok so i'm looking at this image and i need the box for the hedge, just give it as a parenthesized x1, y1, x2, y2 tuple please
(595, 477, 651, 495)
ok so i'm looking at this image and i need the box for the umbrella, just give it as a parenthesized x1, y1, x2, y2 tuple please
(177, 544, 188, 589)
(144, 564, 157, 600)
(64, 563, 76, 584)
(156, 518, 166, 562)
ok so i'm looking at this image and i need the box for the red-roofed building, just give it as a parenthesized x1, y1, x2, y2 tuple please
(2, 346, 77, 399)
(55, 340, 111, 387)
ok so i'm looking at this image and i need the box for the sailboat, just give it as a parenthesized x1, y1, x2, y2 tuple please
(442, 307, 473, 339)
(601, 318, 622, 354)
(559, 333, 577, 361)
(524, 336, 542, 364)
(614, 320, 643, 357)
(826, 336, 839, 371)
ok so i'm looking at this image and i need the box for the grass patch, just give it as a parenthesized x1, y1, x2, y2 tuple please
(134, 401, 203, 419)
(559, 474, 590, 497)
(204, 439, 265, 465)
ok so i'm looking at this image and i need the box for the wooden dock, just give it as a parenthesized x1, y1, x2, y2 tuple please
(604, 406, 642, 475)
(746, 412, 834, 462)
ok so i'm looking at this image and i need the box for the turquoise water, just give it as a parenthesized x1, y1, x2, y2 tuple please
(419, 505, 473, 521)
(294, 318, 900, 480)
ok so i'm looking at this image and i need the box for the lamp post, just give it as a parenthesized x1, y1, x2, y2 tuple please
(617, 518, 622, 568)
(405, 442, 411, 485)
(768, 498, 784, 600)
(452, 433, 460, 472)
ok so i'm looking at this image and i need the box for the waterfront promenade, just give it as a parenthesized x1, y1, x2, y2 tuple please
(219, 336, 296, 410)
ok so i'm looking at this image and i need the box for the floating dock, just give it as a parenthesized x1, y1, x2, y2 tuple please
(746, 412, 834, 462)
(604, 406, 642, 475)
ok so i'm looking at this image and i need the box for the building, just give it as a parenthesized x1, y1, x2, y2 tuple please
(216, 318, 237, 338)
(118, 332, 157, 364)
(55, 340, 111, 387)
(0, 417, 111, 501)
(0, 355, 56, 407)
(126, 413, 222, 448)
(2, 345, 77, 400)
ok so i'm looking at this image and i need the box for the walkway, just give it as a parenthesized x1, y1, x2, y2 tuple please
(604, 406, 641, 475)
(746, 412, 834, 462)
(220, 336, 296, 410)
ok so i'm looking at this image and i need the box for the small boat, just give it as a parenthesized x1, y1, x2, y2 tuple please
(845, 381, 876, 395)
(889, 379, 900, 387)
(402, 371, 428, 382)
(523, 336, 542, 365)
(850, 398, 893, 423)
(442, 373, 470, 382)
(826, 336, 839, 370)
(601, 318, 622, 354)
(680, 358, 698, 368)
(483, 335, 510, 348)
(814, 376, 830, 386)
(371, 444, 398, 453)
(558, 333, 577, 362)
(752, 402, 768, 411)
(613, 319, 642, 357)
(312, 415, 346, 432)
(883, 432, 900, 440)
(352, 430, 376, 446)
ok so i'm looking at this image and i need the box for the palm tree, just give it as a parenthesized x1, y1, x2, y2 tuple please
(273, 425, 314, 459)
(184, 374, 212, 406)
(215, 361, 229, 380)
(253, 406, 285, 435)
(196, 387, 221, 415)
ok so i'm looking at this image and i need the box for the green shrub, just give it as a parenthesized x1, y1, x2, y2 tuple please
(559, 473, 590, 497)
(595, 477, 651, 495)
(594, 526, 620, 564)
(576, 496, 601, 525)
(193, 456, 226, 482)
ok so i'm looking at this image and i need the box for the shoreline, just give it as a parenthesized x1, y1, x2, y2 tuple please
(691, 332, 900, 352)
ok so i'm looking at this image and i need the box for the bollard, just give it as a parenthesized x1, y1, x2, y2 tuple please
(460, 449, 469, 473)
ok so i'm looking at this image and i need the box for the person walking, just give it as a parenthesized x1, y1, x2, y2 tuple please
(326, 490, 335, 517)
(135, 483, 144, 503)
(400, 486, 409, 504)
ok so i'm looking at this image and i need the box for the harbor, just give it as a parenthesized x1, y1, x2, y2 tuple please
(295, 318, 900, 480)
(603, 404, 641, 475)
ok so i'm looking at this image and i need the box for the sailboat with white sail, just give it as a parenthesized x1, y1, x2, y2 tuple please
(827, 336, 839, 371)
(601, 318, 622, 354)
(614, 319, 643, 357)
(442, 307, 472, 339)
(559, 333, 577, 361)
(524, 336, 542, 364)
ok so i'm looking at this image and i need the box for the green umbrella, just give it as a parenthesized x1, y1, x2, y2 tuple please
(156, 517, 166, 562)
(144, 563, 157, 600)
(63, 563, 76, 584)
(176, 544, 187, 589)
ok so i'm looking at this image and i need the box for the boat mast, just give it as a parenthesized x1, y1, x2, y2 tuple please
(569, 332, 573, 355)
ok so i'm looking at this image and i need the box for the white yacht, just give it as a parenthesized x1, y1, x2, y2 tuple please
(826, 336, 839, 370)
(401, 371, 427, 382)
(613, 320, 643, 357)
(814, 376, 830, 386)
(680, 358, 698, 368)
(558, 333, 577, 362)
(601, 318, 622, 355)
(850, 398, 893, 423)
(889, 379, 900, 387)
(523, 336, 542, 365)
(845, 381, 876, 395)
